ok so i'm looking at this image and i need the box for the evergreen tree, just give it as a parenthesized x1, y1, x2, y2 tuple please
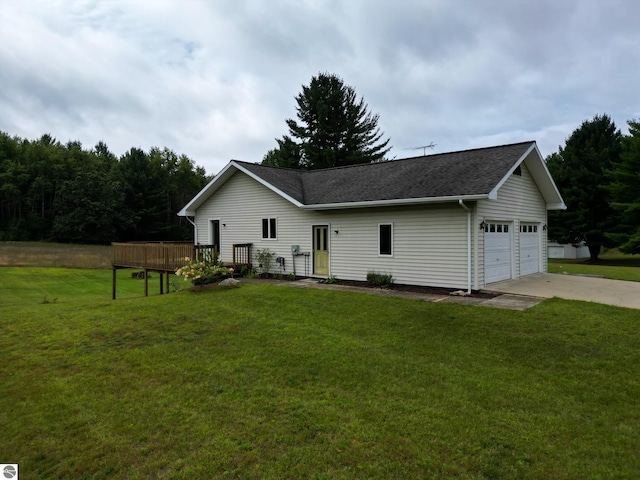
(607, 120, 640, 253)
(546, 114, 622, 260)
(263, 73, 391, 169)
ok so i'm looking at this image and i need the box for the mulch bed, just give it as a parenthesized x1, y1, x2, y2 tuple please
(329, 279, 499, 299)
(186, 276, 498, 299)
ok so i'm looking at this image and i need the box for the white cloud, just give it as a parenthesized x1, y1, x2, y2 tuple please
(1, 0, 639, 173)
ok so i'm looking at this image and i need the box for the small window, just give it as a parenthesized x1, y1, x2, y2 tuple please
(262, 218, 277, 239)
(379, 223, 393, 256)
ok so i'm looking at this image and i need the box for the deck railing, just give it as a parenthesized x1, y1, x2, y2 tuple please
(111, 242, 217, 271)
(232, 243, 253, 270)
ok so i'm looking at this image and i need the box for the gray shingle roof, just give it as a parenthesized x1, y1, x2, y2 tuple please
(237, 141, 535, 205)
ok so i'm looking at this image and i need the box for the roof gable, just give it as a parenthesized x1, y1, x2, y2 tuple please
(178, 141, 565, 215)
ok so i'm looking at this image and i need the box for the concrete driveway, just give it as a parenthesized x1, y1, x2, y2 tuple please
(486, 273, 640, 309)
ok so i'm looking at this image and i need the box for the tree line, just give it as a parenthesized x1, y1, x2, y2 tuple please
(0, 132, 210, 243)
(547, 114, 640, 259)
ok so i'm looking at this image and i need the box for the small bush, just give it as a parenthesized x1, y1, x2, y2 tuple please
(366, 271, 394, 288)
(256, 248, 275, 276)
(325, 275, 338, 284)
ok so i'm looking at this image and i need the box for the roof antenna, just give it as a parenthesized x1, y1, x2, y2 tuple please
(404, 142, 436, 155)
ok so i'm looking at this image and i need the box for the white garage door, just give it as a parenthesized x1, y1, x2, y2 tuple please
(484, 222, 512, 284)
(520, 224, 540, 276)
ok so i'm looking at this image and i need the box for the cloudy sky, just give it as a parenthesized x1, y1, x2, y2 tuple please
(1, 0, 639, 174)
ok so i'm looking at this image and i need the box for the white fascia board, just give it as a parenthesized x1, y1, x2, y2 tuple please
(547, 202, 567, 210)
(487, 142, 566, 209)
(488, 142, 537, 200)
(232, 162, 305, 208)
(529, 143, 566, 208)
(301, 194, 489, 210)
(177, 161, 238, 216)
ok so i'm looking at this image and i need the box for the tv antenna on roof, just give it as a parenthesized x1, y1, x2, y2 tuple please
(404, 142, 436, 155)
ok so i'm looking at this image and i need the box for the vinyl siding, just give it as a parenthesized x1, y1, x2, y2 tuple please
(328, 204, 471, 289)
(194, 171, 473, 289)
(195, 172, 324, 266)
(477, 161, 547, 287)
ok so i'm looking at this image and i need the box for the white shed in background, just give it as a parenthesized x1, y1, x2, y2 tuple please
(548, 242, 590, 259)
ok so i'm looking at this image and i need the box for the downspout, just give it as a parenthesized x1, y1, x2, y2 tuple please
(186, 216, 198, 244)
(458, 200, 472, 295)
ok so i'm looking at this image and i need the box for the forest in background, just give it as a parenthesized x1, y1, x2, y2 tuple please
(0, 132, 211, 243)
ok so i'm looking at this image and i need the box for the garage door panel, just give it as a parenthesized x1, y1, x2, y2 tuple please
(520, 224, 540, 276)
(484, 223, 512, 284)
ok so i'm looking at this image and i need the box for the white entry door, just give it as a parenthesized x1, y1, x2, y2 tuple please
(519, 224, 540, 276)
(484, 222, 512, 284)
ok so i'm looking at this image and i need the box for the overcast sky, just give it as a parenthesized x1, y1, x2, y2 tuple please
(1, 0, 638, 174)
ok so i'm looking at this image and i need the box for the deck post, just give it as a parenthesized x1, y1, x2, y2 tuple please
(144, 269, 149, 297)
(160, 273, 164, 295)
(166, 271, 170, 294)
(112, 267, 117, 300)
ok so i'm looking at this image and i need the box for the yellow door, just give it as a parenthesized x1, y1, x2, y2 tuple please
(313, 225, 329, 275)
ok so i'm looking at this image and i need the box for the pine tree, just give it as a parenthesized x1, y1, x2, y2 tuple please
(263, 73, 390, 169)
(546, 114, 622, 260)
(607, 120, 640, 253)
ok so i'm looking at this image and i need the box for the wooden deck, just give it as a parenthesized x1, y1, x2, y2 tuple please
(111, 242, 253, 299)
(111, 242, 216, 298)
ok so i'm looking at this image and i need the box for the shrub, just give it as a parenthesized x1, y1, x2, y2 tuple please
(175, 255, 231, 285)
(256, 248, 275, 276)
(366, 271, 394, 288)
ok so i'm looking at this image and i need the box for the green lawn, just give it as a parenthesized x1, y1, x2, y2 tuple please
(549, 250, 640, 282)
(1, 268, 639, 479)
(0, 267, 181, 306)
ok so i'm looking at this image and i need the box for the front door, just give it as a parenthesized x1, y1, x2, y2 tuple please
(313, 225, 329, 275)
(209, 220, 220, 251)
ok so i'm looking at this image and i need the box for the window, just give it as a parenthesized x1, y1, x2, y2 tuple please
(379, 223, 393, 256)
(262, 218, 277, 239)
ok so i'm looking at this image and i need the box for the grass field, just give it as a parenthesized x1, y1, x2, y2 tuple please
(0, 242, 181, 304)
(0, 241, 112, 268)
(549, 249, 640, 282)
(1, 243, 640, 478)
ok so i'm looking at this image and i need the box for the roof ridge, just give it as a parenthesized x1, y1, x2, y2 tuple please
(232, 141, 535, 173)
(395, 140, 536, 162)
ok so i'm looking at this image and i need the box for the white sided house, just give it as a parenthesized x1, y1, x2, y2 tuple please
(178, 141, 565, 292)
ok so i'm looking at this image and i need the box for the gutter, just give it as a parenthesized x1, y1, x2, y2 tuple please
(185, 216, 198, 244)
(458, 199, 472, 295)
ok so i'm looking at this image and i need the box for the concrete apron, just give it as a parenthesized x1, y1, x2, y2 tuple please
(485, 273, 640, 309)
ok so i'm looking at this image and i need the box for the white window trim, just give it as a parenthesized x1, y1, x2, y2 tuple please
(378, 223, 393, 257)
(261, 217, 278, 240)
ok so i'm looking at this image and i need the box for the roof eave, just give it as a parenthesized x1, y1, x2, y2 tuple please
(301, 194, 489, 210)
(233, 162, 304, 208)
(547, 202, 567, 210)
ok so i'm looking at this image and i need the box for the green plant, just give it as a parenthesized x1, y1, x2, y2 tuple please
(287, 272, 296, 280)
(325, 275, 338, 284)
(175, 255, 230, 285)
(366, 271, 394, 288)
(256, 248, 275, 276)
